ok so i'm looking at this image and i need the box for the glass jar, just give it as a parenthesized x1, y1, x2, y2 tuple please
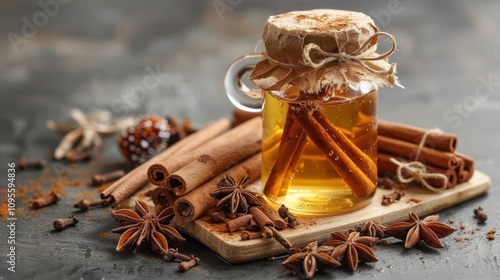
(225, 9, 399, 216)
(261, 84, 377, 216)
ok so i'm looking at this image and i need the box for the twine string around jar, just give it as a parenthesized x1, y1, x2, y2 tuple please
(390, 129, 449, 192)
(303, 32, 397, 74)
(263, 32, 397, 76)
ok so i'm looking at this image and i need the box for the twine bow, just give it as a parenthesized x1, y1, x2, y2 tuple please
(389, 129, 449, 192)
(302, 32, 397, 75)
(390, 158, 448, 192)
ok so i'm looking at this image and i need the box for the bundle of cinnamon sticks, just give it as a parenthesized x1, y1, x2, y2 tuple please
(377, 120, 475, 189)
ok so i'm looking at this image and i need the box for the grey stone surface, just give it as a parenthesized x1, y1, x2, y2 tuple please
(0, 0, 499, 279)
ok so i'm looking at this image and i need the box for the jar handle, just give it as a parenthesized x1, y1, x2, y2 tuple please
(224, 53, 264, 112)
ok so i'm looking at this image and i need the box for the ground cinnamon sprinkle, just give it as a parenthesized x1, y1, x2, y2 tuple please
(18, 186, 28, 198)
(486, 229, 496, 240)
(0, 204, 9, 218)
(406, 198, 422, 204)
(99, 232, 109, 238)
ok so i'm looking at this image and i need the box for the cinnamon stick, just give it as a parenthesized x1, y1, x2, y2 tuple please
(241, 231, 264, 240)
(263, 116, 306, 199)
(152, 186, 177, 208)
(173, 153, 261, 223)
(148, 117, 261, 188)
(313, 110, 377, 182)
(231, 108, 261, 128)
(278, 132, 307, 196)
(248, 206, 274, 230)
(379, 120, 457, 153)
(257, 198, 287, 229)
(226, 214, 253, 232)
(267, 226, 293, 250)
(454, 157, 465, 183)
(456, 152, 475, 183)
(167, 117, 262, 196)
(378, 135, 459, 169)
(246, 219, 260, 232)
(293, 109, 376, 198)
(378, 152, 457, 189)
(103, 118, 230, 207)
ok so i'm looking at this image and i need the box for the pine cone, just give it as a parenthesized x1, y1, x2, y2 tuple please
(118, 116, 185, 165)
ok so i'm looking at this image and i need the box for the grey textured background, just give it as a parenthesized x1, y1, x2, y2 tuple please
(0, 0, 499, 279)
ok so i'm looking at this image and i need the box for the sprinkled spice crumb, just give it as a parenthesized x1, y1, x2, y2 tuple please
(486, 229, 496, 240)
(447, 219, 454, 224)
(406, 198, 422, 204)
(460, 224, 466, 230)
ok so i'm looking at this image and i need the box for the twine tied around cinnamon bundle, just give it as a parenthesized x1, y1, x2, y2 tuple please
(389, 129, 449, 192)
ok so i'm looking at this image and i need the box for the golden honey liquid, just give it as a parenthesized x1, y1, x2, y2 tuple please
(261, 89, 377, 217)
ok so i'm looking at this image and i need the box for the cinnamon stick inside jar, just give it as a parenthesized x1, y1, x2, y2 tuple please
(292, 107, 376, 198)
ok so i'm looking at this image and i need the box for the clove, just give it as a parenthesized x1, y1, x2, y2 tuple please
(165, 248, 200, 272)
(381, 190, 405, 206)
(32, 191, 61, 209)
(474, 207, 487, 223)
(166, 248, 192, 262)
(91, 170, 126, 186)
(178, 257, 200, 272)
(16, 157, 46, 170)
(278, 204, 298, 228)
(53, 215, 79, 230)
(74, 198, 111, 211)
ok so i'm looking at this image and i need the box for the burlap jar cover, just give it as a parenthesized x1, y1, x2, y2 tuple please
(250, 9, 401, 96)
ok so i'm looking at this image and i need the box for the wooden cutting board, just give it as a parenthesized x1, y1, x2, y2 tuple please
(168, 171, 491, 263)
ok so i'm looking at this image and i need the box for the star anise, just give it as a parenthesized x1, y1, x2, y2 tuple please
(323, 231, 378, 271)
(111, 200, 185, 255)
(210, 174, 261, 214)
(352, 220, 387, 239)
(385, 211, 456, 249)
(282, 241, 340, 279)
(47, 108, 133, 161)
